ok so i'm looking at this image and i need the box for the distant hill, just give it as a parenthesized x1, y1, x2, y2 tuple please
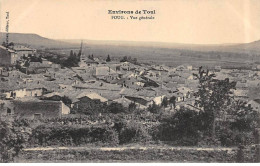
(62, 39, 260, 54)
(0, 32, 78, 49)
(1, 32, 260, 55)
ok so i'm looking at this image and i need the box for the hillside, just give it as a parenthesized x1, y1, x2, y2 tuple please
(62, 39, 260, 54)
(1, 32, 260, 54)
(0, 32, 77, 49)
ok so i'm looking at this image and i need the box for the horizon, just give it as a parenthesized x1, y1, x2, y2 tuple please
(1, 0, 260, 45)
(0, 31, 258, 46)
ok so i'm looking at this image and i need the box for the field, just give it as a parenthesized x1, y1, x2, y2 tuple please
(47, 44, 253, 68)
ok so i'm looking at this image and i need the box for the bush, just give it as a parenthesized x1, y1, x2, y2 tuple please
(218, 128, 254, 147)
(157, 107, 202, 146)
(30, 124, 119, 147)
(106, 102, 125, 114)
(0, 120, 31, 162)
(113, 120, 152, 145)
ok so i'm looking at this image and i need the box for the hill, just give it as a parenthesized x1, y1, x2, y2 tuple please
(0, 32, 78, 49)
(1, 32, 260, 54)
(62, 39, 260, 54)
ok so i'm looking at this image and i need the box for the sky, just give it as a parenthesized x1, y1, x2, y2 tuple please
(0, 0, 260, 44)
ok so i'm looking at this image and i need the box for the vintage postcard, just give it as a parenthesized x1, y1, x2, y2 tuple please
(0, 0, 260, 163)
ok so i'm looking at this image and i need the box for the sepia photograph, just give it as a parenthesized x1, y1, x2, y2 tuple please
(0, 0, 260, 163)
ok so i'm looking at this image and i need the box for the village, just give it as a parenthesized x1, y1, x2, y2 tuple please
(0, 42, 260, 122)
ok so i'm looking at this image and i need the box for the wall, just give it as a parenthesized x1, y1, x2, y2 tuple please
(12, 100, 63, 119)
(0, 48, 12, 65)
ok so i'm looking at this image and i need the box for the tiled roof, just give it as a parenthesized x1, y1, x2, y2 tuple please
(76, 92, 108, 102)
(0, 45, 15, 53)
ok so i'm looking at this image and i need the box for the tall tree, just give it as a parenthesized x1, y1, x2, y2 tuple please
(169, 96, 176, 109)
(193, 66, 236, 138)
(161, 96, 168, 108)
(106, 54, 111, 62)
(70, 50, 74, 57)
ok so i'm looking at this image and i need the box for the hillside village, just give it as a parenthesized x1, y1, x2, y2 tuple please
(1, 43, 260, 121)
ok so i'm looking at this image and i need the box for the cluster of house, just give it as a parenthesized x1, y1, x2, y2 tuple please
(0, 44, 260, 120)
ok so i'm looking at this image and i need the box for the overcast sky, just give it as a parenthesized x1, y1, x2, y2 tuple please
(1, 0, 260, 44)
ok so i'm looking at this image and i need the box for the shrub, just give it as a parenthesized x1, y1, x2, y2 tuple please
(106, 102, 125, 114)
(218, 128, 254, 147)
(0, 120, 31, 162)
(157, 107, 202, 146)
(30, 124, 119, 147)
(116, 121, 152, 144)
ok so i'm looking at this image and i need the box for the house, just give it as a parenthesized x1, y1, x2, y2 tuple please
(176, 64, 192, 71)
(0, 45, 18, 66)
(72, 96, 105, 115)
(0, 100, 14, 118)
(153, 95, 165, 105)
(94, 66, 120, 81)
(0, 99, 70, 119)
(113, 97, 133, 108)
(174, 91, 185, 102)
(124, 96, 150, 108)
(1, 79, 47, 99)
(215, 66, 222, 71)
(120, 62, 136, 71)
(11, 45, 36, 59)
(79, 58, 99, 67)
(76, 92, 108, 103)
(232, 89, 248, 101)
(177, 86, 192, 98)
(247, 99, 260, 113)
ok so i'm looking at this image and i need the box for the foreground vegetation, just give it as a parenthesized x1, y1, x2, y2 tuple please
(18, 147, 241, 162)
(1, 67, 260, 162)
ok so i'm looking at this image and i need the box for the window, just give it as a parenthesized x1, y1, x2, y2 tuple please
(7, 108, 11, 115)
(34, 113, 42, 120)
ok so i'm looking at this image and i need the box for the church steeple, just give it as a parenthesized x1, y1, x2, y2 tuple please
(79, 40, 83, 59)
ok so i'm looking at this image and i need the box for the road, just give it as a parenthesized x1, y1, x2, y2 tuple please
(23, 145, 237, 152)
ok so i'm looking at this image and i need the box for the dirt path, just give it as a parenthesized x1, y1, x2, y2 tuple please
(23, 145, 237, 152)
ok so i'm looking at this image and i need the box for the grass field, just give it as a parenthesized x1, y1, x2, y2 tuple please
(47, 44, 253, 68)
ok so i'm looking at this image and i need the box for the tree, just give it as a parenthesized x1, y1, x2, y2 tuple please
(0, 120, 31, 162)
(128, 102, 137, 112)
(78, 50, 82, 58)
(70, 50, 74, 57)
(161, 96, 168, 108)
(193, 66, 236, 138)
(158, 107, 201, 145)
(106, 54, 111, 62)
(106, 102, 125, 114)
(2, 42, 6, 47)
(169, 96, 176, 109)
(120, 56, 128, 62)
(8, 42, 14, 48)
(24, 60, 30, 67)
(148, 101, 161, 114)
(62, 51, 80, 67)
(229, 100, 260, 132)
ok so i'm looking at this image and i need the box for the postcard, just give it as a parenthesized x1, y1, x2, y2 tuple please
(0, 0, 259, 163)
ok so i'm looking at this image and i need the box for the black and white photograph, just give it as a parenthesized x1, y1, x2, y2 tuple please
(0, 0, 260, 163)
